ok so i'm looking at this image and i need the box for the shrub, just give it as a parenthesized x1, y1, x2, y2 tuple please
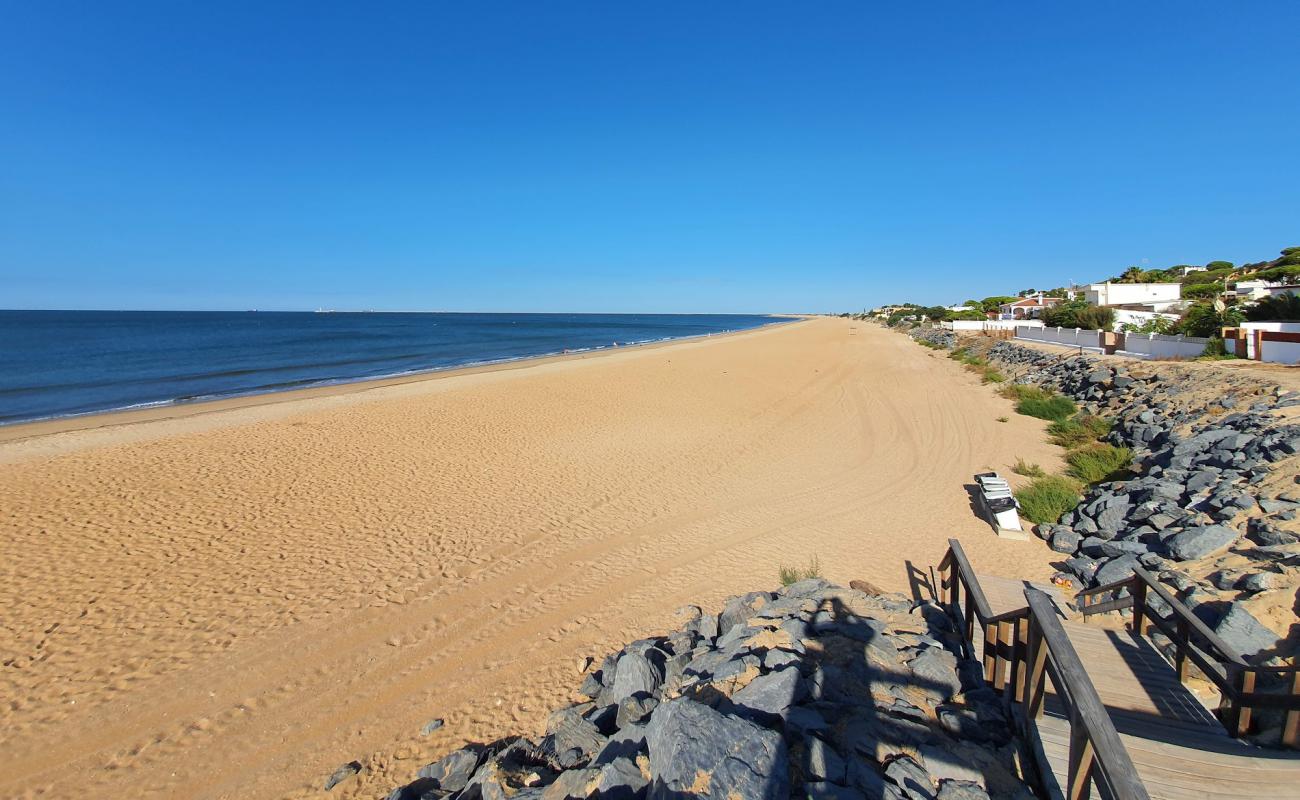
(1075, 304, 1116, 332)
(1245, 293, 1300, 322)
(1182, 282, 1222, 299)
(778, 555, 822, 586)
(1015, 476, 1082, 524)
(1016, 393, 1078, 422)
(999, 383, 1046, 402)
(1065, 444, 1133, 484)
(1012, 458, 1045, 478)
(1047, 414, 1112, 448)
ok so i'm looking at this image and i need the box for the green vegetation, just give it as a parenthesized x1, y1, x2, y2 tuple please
(1001, 384, 1077, 421)
(1119, 315, 1177, 335)
(1245, 293, 1300, 322)
(1047, 413, 1112, 448)
(1012, 458, 1045, 478)
(1041, 298, 1115, 331)
(1015, 476, 1083, 525)
(979, 296, 1018, 313)
(778, 555, 822, 586)
(948, 346, 1005, 384)
(1178, 303, 1244, 338)
(1065, 444, 1133, 484)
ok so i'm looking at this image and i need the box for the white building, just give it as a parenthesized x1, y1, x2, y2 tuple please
(996, 296, 1063, 320)
(1235, 279, 1299, 301)
(1084, 282, 1183, 312)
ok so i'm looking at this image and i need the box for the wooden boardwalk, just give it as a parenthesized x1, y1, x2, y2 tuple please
(973, 571, 1300, 800)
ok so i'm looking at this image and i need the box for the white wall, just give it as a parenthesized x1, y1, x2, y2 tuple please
(1086, 282, 1182, 309)
(1015, 326, 1101, 349)
(1118, 333, 1209, 359)
(1262, 340, 1300, 364)
(1114, 308, 1179, 329)
(944, 319, 1044, 331)
(1237, 322, 1300, 363)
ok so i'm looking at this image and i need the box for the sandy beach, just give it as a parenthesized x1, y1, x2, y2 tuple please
(0, 317, 1065, 799)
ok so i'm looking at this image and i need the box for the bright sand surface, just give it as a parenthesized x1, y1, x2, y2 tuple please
(0, 317, 1066, 799)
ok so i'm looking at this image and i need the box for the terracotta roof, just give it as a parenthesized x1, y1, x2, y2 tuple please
(1002, 297, 1063, 307)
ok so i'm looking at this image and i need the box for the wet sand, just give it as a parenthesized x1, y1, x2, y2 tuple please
(0, 317, 1065, 799)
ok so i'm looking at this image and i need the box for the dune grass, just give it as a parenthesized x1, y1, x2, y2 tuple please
(1012, 458, 1045, 478)
(1047, 413, 1113, 449)
(1011, 388, 1077, 422)
(1065, 444, 1133, 484)
(779, 555, 823, 586)
(1015, 475, 1083, 525)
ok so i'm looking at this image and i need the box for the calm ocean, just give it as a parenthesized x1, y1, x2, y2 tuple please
(0, 311, 781, 425)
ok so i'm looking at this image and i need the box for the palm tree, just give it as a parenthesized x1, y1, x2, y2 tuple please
(1118, 266, 1145, 283)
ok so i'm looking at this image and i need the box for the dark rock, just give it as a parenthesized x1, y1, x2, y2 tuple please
(1064, 556, 1100, 583)
(1241, 572, 1275, 593)
(644, 698, 789, 799)
(1049, 528, 1081, 554)
(908, 647, 961, 701)
(1094, 555, 1140, 586)
(937, 780, 991, 800)
(421, 718, 445, 736)
(802, 735, 847, 783)
(731, 666, 803, 722)
(606, 651, 665, 705)
(1214, 604, 1281, 661)
(594, 758, 649, 800)
(804, 782, 868, 800)
(885, 755, 936, 799)
(1167, 525, 1238, 561)
(325, 761, 362, 791)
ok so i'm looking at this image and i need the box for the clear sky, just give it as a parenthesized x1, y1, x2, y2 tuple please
(2, 2, 1297, 313)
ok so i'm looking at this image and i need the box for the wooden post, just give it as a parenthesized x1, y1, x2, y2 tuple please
(995, 619, 1014, 693)
(1026, 626, 1048, 719)
(1012, 615, 1030, 701)
(1232, 670, 1255, 737)
(1175, 617, 1190, 683)
(964, 600, 975, 648)
(1067, 721, 1096, 800)
(1284, 670, 1300, 749)
(1130, 579, 1148, 637)
(984, 622, 999, 685)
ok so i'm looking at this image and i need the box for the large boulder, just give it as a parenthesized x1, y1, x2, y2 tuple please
(645, 697, 789, 799)
(1167, 525, 1238, 561)
(1214, 604, 1281, 661)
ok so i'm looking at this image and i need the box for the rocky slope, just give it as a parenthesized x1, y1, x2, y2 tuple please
(384, 581, 1035, 800)
(901, 338, 1300, 689)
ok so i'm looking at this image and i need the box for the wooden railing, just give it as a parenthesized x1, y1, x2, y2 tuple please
(1077, 564, 1300, 747)
(1023, 589, 1151, 800)
(937, 539, 1030, 697)
(937, 540, 1149, 799)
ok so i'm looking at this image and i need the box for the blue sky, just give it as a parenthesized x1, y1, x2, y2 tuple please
(2, 2, 1297, 313)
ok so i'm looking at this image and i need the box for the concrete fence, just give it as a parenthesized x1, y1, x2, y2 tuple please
(1015, 326, 1104, 350)
(1116, 332, 1210, 360)
(1224, 323, 1300, 364)
(943, 319, 1045, 332)
(1014, 326, 1212, 359)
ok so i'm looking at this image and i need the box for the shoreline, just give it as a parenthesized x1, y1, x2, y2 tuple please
(0, 318, 799, 448)
(0, 317, 1066, 799)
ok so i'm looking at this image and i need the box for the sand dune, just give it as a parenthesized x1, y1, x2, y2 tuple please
(0, 317, 1065, 799)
